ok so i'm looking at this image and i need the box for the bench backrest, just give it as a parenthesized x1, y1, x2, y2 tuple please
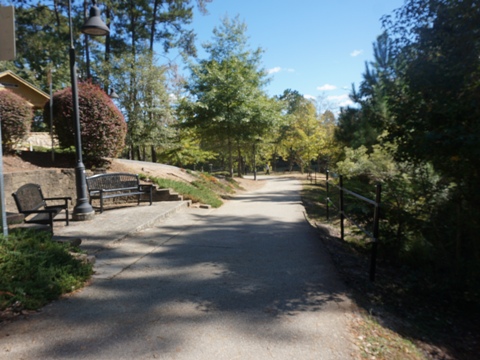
(12, 183, 45, 213)
(86, 173, 140, 191)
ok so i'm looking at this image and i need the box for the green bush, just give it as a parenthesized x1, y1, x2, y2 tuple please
(46, 81, 127, 166)
(0, 229, 93, 311)
(0, 89, 33, 154)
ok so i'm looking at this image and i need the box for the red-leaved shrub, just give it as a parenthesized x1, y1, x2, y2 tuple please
(0, 89, 33, 154)
(46, 82, 126, 165)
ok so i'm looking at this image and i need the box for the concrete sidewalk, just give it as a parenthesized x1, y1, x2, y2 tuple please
(0, 177, 357, 359)
(53, 200, 192, 279)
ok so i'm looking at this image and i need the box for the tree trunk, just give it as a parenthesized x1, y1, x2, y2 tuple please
(236, 143, 243, 177)
(228, 138, 233, 178)
(151, 145, 157, 163)
(149, 0, 160, 51)
(253, 142, 257, 181)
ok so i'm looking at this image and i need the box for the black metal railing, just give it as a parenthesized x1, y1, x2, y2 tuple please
(326, 170, 381, 281)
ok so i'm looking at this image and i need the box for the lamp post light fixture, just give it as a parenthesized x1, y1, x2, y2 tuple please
(109, 89, 119, 99)
(68, 0, 109, 221)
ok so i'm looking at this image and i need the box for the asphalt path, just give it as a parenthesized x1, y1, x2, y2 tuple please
(0, 176, 357, 359)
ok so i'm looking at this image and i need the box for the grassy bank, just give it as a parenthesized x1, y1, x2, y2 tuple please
(143, 171, 240, 208)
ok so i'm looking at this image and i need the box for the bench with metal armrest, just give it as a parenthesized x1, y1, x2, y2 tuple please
(85, 172, 153, 213)
(12, 183, 71, 233)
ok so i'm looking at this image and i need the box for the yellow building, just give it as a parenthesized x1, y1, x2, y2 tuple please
(0, 70, 55, 149)
(0, 70, 49, 110)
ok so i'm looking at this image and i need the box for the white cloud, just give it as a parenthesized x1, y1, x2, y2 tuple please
(317, 84, 337, 91)
(327, 94, 353, 108)
(267, 67, 295, 74)
(304, 94, 316, 100)
(267, 66, 282, 74)
(350, 49, 363, 57)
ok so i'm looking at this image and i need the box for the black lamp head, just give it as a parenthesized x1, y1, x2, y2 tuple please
(81, 2, 109, 36)
(109, 89, 119, 99)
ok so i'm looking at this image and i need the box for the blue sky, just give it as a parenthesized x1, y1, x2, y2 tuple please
(178, 0, 406, 112)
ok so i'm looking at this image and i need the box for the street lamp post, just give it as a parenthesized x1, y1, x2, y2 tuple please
(253, 138, 261, 181)
(68, 0, 109, 221)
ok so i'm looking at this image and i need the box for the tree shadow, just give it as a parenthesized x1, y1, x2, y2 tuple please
(315, 222, 480, 360)
(0, 177, 354, 358)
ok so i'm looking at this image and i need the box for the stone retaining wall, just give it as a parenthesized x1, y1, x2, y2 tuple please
(3, 169, 77, 213)
(3, 169, 183, 214)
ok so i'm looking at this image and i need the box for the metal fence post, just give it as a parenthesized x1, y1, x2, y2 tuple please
(326, 170, 329, 221)
(340, 175, 344, 241)
(370, 183, 382, 282)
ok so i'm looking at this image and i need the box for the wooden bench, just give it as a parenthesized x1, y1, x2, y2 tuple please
(12, 183, 71, 233)
(85, 172, 154, 213)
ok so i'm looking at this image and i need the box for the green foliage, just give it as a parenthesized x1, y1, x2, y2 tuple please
(334, 143, 448, 260)
(335, 106, 380, 150)
(2, 3, 71, 92)
(46, 81, 126, 165)
(380, 0, 480, 264)
(384, 1, 480, 178)
(335, 32, 393, 150)
(275, 89, 337, 173)
(2, 0, 213, 164)
(333, 0, 480, 295)
(112, 51, 174, 152)
(335, 144, 396, 181)
(0, 90, 33, 154)
(0, 229, 92, 311)
(157, 127, 217, 167)
(3, 1, 212, 95)
(179, 16, 279, 176)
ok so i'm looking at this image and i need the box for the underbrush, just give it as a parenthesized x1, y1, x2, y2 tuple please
(302, 179, 479, 360)
(0, 229, 93, 313)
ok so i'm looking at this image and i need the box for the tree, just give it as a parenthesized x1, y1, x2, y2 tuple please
(1, 2, 73, 91)
(384, 0, 480, 177)
(383, 0, 480, 263)
(180, 16, 277, 177)
(157, 127, 216, 168)
(97, 0, 212, 160)
(112, 51, 174, 161)
(47, 82, 126, 165)
(276, 90, 327, 173)
(317, 109, 339, 170)
(0, 90, 33, 154)
(2, 1, 212, 130)
(335, 32, 393, 150)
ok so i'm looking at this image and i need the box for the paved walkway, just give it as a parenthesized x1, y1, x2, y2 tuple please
(0, 176, 357, 359)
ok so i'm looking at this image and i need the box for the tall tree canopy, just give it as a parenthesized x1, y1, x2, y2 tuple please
(1, 0, 212, 161)
(381, 0, 480, 262)
(335, 0, 480, 269)
(383, 0, 480, 180)
(180, 16, 279, 176)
